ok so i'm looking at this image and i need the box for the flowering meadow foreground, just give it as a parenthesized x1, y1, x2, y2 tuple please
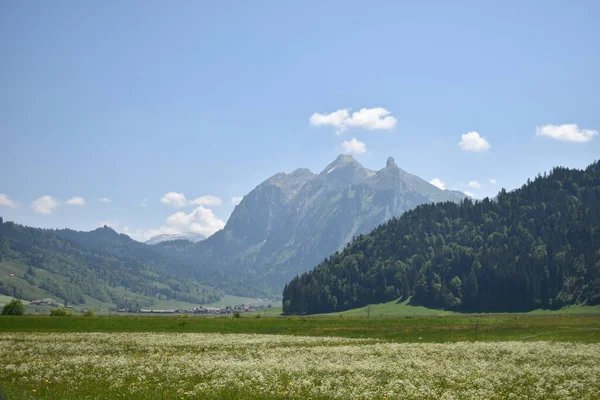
(1, 332, 599, 400)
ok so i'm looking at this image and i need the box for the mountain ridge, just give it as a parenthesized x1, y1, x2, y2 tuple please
(0, 219, 221, 309)
(182, 155, 467, 293)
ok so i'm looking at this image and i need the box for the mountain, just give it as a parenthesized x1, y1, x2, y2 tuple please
(145, 233, 206, 245)
(283, 161, 600, 314)
(184, 155, 467, 293)
(0, 220, 221, 308)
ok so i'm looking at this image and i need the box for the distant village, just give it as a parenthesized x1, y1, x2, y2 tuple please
(27, 296, 273, 315)
(120, 304, 272, 315)
(30, 299, 61, 308)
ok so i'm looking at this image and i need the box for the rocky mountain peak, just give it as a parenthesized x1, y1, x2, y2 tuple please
(386, 156, 398, 169)
(320, 154, 359, 175)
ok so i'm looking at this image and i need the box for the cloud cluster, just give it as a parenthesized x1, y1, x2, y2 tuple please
(489, 179, 497, 185)
(66, 197, 86, 206)
(458, 131, 491, 152)
(231, 196, 243, 205)
(536, 124, 598, 143)
(0, 194, 18, 208)
(99, 197, 112, 203)
(28, 195, 88, 215)
(468, 181, 481, 189)
(190, 195, 222, 206)
(160, 192, 188, 207)
(310, 107, 397, 134)
(32, 196, 59, 215)
(429, 178, 446, 190)
(166, 207, 225, 235)
(125, 206, 226, 242)
(342, 138, 367, 154)
(124, 192, 227, 241)
(160, 192, 222, 208)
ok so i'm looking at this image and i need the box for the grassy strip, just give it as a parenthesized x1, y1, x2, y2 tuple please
(1, 314, 599, 342)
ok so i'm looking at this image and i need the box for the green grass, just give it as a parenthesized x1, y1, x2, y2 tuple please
(320, 298, 454, 317)
(0, 261, 56, 301)
(316, 298, 600, 317)
(0, 294, 29, 306)
(526, 303, 600, 315)
(1, 314, 599, 342)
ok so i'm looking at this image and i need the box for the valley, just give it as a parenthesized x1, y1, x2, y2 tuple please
(2, 2, 599, 398)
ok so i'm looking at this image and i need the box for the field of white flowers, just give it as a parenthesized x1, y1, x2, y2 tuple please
(1, 332, 599, 399)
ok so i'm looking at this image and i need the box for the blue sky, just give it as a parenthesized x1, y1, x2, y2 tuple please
(1, 1, 599, 241)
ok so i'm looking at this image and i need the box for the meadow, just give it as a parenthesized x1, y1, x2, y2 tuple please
(1, 332, 599, 399)
(1, 314, 599, 399)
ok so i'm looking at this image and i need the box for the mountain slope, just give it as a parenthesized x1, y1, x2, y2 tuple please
(185, 155, 466, 292)
(0, 220, 221, 308)
(283, 161, 600, 314)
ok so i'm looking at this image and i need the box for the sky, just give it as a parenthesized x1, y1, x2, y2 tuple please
(1, 1, 599, 241)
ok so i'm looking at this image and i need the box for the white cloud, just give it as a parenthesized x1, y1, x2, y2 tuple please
(429, 178, 446, 190)
(189, 195, 222, 206)
(66, 196, 85, 206)
(160, 192, 187, 207)
(160, 192, 224, 208)
(489, 179, 497, 185)
(32, 196, 58, 215)
(99, 220, 119, 229)
(231, 196, 243, 205)
(165, 207, 225, 235)
(140, 198, 148, 207)
(310, 107, 397, 134)
(99, 197, 112, 203)
(125, 206, 226, 242)
(464, 191, 475, 197)
(468, 181, 481, 189)
(310, 109, 349, 133)
(341, 138, 367, 154)
(536, 124, 598, 143)
(346, 108, 398, 130)
(0, 194, 18, 208)
(458, 131, 491, 152)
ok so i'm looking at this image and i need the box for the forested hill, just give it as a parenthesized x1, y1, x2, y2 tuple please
(0, 220, 221, 308)
(283, 161, 600, 314)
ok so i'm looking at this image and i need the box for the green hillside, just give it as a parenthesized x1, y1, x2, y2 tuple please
(0, 219, 221, 310)
(284, 161, 600, 314)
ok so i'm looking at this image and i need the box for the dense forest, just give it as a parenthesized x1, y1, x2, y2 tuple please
(0, 221, 221, 308)
(283, 161, 600, 314)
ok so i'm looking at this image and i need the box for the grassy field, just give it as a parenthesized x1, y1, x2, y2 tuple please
(1, 314, 599, 343)
(1, 313, 599, 399)
(1, 331, 600, 399)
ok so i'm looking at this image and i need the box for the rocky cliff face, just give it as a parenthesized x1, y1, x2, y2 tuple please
(190, 155, 467, 291)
